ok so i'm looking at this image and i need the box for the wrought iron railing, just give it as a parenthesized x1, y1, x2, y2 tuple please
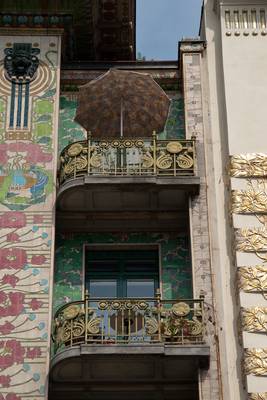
(52, 294, 204, 353)
(58, 133, 195, 185)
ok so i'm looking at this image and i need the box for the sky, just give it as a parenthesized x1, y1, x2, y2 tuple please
(136, 0, 203, 60)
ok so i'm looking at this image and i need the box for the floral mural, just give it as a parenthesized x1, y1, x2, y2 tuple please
(0, 37, 60, 400)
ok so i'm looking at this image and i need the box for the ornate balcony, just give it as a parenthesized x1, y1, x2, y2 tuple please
(49, 295, 209, 400)
(59, 134, 196, 185)
(56, 135, 199, 233)
(52, 295, 204, 350)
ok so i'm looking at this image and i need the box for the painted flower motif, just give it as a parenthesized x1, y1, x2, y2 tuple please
(0, 375, 11, 387)
(28, 298, 43, 311)
(0, 340, 25, 370)
(26, 347, 41, 359)
(1, 274, 19, 288)
(0, 212, 26, 228)
(0, 322, 15, 335)
(0, 248, 27, 269)
(6, 233, 20, 242)
(31, 255, 46, 265)
(33, 215, 43, 224)
(6, 394, 22, 400)
(0, 291, 25, 317)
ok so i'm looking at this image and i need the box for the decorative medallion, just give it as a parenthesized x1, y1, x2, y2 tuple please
(166, 141, 183, 154)
(172, 302, 190, 316)
(67, 143, 83, 157)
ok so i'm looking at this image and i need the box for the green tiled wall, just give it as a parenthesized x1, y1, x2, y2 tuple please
(58, 93, 185, 154)
(54, 232, 192, 313)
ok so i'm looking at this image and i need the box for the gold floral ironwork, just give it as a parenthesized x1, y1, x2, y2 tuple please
(230, 153, 267, 178)
(241, 307, 267, 333)
(232, 181, 267, 214)
(52, 297, 204, 353)
(59, 135, 195, 184)
(238, 266, 267, 298)
(244, 349, 267, 376)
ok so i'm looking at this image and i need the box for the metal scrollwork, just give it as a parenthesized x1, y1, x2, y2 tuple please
(141, 152, 154, 168)
(63, 305, 81, 320)
(53, 298, 203, 351)
(244, 349, 267, 376)
(145, 317, 159, 335)
(176, 153, 194, 169)
(59, 136, 195, 184)
(156, 153, 173, 169)
(87, 317, 101, 334)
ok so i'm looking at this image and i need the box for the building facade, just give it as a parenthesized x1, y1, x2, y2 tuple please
(0, 1, 266, 399)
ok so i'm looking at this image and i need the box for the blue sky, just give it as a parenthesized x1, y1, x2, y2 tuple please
(136, 0, 203, 60)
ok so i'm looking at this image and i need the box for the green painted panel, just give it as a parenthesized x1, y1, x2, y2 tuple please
(54, 232, 192, 313)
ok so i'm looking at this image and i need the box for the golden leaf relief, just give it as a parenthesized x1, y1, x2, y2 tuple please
(241, 307, 267, 333)
(244, 349, 267, 376)
(249, 394, 267, 400)
(232, 181, 267, 214)
(238, 266, 267, 297)
(236, 228, 267, 252)
(230, 154, 267, 178)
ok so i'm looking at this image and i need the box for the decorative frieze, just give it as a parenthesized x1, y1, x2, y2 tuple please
(241, 307, 267, 333)
(232, 181, 267, 214)
(236, 228, 267, 253)
(244, 349, 267, 376)
(238, 266, 267, 296)
(230, 154, 267, 178)
(249, 393, 267, 400)
(224, 7, 267, 37)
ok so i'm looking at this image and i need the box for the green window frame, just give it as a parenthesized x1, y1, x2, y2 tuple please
(85, 249, 159, 298)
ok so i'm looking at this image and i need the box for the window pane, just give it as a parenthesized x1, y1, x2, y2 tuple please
(127, 279, 155, 298)
(89, 279, 117, 298)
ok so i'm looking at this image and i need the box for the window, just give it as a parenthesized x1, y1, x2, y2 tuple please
(85, 248, 159, 298)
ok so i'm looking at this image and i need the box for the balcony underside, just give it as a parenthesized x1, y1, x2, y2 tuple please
(56, 176, 199, 232)
(49, 344, 209, 400)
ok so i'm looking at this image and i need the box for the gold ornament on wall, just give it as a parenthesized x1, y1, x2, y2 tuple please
(230, 153, 267, 178)
(249, 394, 267, 400)
(241, 307, 267, 333)
(236, 228, 267, 252)
(244, 349, 267, 376)
(231, 181, 267, 214)
(238, 266, 267, 297)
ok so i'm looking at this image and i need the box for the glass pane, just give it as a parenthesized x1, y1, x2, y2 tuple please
(127, 279, 155, 298)
(89, 279, 117, 298)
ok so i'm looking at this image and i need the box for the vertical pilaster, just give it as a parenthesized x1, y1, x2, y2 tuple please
(180, 40, 221, 400)
(0, 30, 61, 399)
